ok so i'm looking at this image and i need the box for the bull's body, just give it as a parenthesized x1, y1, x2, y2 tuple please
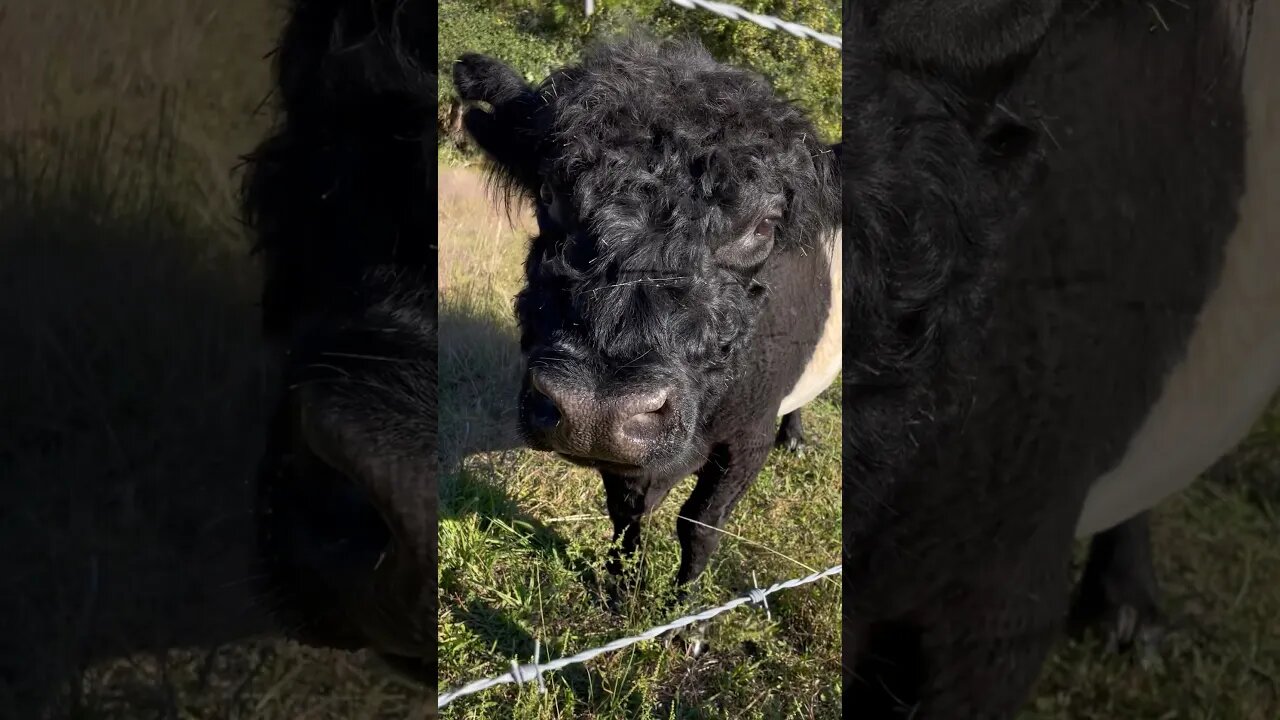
(844, 0, 1278, 715)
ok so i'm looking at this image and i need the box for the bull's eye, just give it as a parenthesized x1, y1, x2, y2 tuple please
(538, 182, 569, 229)
(717, 215, 780, 269)
(536, 182, 566, 231)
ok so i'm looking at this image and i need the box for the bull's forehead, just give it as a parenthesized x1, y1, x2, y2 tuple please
(539, 135, 787, 257)
(535, 55, 806, 206)
(535, 242, 757, 363)
(529, 229, 742, 361)
(536, 221, 708, 297)
(565, 268, 748, 365)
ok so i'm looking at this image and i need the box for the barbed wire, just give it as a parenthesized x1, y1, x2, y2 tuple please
(436, 563, 842, 710)
(666, 0, 842, 50)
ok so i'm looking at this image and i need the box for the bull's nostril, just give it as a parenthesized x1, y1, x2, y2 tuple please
(528, 371, 571, 430)
(634, 389, 669, 416)
(619, 412, 665, 444)
(530, 371, 551, 397)
(528, 386, 562, 429)
(302, 474, 392, 569)
(618, 387, 675, 445)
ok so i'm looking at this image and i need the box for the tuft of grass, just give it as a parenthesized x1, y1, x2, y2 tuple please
(437, 167, 842, 719)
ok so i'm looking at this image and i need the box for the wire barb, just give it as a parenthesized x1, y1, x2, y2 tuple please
(437, 564, 842, 709)
(749, 570, 771, 621)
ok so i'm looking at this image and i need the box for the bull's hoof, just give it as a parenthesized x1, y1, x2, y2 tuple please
(666, 620, 711, 658)
(604, 568, 643, 615)
(1064, 594, 1167, 666)
(774, 412, 807, 454)
(1064, 558, 1167, 666)
(605, 588, 625, 615)
(659, 585, 712, 656)
(1071, 512, 1165, 667)
(778, 435, 805, 454)
(605, 579, 636, 615)
(1112, 606, 1166, 669)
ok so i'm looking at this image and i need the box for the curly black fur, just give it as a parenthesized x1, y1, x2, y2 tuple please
(455, 37, 840, 587)
(243, 0, 435, 339)
(239, 0, 436, 680)
(841, 11, 1047, 710)
(842, 2, 1044, 552)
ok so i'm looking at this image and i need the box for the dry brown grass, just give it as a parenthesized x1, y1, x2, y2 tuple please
(437, 165, 530, 469)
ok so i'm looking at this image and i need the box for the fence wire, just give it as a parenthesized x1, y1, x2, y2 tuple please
(667, 0, 842, 49)
(437, 564, 842, 710)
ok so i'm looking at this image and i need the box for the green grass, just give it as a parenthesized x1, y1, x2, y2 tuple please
(436, 167, 842, 719)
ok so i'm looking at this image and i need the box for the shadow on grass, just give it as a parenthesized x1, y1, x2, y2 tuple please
(0, 117, 276, 718)
(438, 286, 618, 704)
(447, 598, 601, 705)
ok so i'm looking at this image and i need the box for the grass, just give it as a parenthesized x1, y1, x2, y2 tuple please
(436, 167, 843, 719)
(0, 1, 432, 718)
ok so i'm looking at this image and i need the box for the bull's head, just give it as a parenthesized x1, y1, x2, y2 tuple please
(242, 0, 436, 681)
(454, 38, 839, 476)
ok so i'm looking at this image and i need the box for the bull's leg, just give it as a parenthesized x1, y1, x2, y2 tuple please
(774, 410, 807, 453)
(663, 432, 772, 656)
(600, 472, 679, 609)
(1069, 511, 1165, 657)
(674, 435, 773, 589)
(849, 546, 1071, 718)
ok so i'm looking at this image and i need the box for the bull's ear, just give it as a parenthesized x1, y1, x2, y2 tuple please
(847, 0, 1052, 172)
(811, 139, 842, 225)
(852, 0, 1062, 73)
(453, 53, 532, 106)
(452, 54, 543, 193)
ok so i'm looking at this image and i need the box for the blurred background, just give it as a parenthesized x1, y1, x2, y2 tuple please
(0, 2, 431, 718)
